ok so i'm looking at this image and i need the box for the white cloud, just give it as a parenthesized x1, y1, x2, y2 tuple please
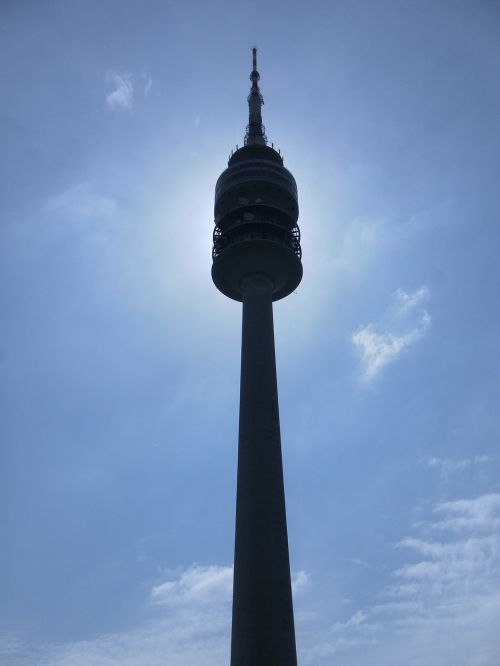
(310, 493, 500, 665)
(352, 286, 431, 381)
(332, 216, 386, 273)
(36, 614, 229, 666)
(151, 564, 233, 606)
(292, 570, 310, 595)
(4, 493, 500, 666)
(142, 71, 153, 96)
(104, 70, 154, 110)
(352, 316, 429, 381)
(3, 564, 308, 666)
(421, 455, 491, 474)
(106, 71, 134, 111)
(331, 609, 368, 631)
(150, 564, 308, 607)
(45, 183, 117, 220)
(0, 637, 41, 666)
(432, 494, 500, 532)
(394, 285, 429, 313)
(4, 565, 232, 666)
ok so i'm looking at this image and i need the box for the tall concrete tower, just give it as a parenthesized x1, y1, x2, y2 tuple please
(212, 49, 302, 666)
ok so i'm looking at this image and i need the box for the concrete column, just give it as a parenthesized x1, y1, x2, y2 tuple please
(230, 274, 297, 666)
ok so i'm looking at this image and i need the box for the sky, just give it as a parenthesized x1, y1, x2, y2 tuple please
(1, 1, 499, 664)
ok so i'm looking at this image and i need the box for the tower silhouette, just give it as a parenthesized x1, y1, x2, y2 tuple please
(212, 49, 301, 666)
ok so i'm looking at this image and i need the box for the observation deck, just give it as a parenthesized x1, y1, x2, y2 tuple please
(212, 143, 302, 301)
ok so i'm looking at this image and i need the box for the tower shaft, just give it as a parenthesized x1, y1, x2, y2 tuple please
(231, 274, 298, 666)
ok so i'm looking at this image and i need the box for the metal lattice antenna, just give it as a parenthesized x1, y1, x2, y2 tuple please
(245, 47, 267, 145)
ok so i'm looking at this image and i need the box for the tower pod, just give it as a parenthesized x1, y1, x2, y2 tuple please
(212, 51, 302, 301)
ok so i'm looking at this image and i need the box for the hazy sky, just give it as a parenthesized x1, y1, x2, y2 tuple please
(1, 1, 499, 665)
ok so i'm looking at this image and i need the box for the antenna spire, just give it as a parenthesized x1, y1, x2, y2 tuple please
(245, 47, 267, 146)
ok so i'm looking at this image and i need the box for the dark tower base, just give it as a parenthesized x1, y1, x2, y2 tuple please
(231, 274, 298, 666)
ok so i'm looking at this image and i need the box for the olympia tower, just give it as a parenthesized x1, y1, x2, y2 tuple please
(212, 49, 302, 666)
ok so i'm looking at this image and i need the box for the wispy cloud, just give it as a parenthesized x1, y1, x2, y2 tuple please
(332, 216, 386, 273)
(142, 71, 153, 96)
(45, 183, 117, 220)
(3, 503, 498, 666)
(106, 71, 134, 111)
(150, 564, 308, 607)
(4, 565, 232, 666)
(105, 70, 155, 110)
(351, 316, 430, 381)
(421, 455, 491, 474)
(393, 285, 429, 313)
(151, 564, 233, 607)
(309, 493, 500, 665)
(352, 286, 431, 381)
(3, 565, 308, 666)
(292, 570, 310, 595)
(431, 493, 500, 532)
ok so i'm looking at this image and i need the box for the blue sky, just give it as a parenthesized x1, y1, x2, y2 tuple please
(1, 1, 499, 664)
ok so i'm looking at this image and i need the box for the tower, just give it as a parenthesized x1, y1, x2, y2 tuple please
(212, 49, 302, 666)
